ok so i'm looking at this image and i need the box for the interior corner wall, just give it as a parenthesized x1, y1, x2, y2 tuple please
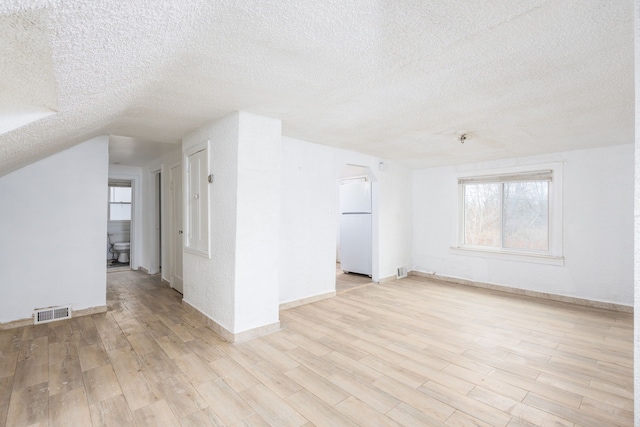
(0, 136, 109, 323)
(413, 143, 634, 307)
(279, 136, 413, 306)
(182, 113, 240, 333)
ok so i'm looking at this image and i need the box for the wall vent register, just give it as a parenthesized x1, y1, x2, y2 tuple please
(34, 305, 72, 324)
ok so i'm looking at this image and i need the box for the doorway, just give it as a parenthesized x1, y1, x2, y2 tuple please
(107, 179, 132, 271)
(170, 163, 184, 293)
(148, 170, 162, 275)
(335, 164, 378, 293)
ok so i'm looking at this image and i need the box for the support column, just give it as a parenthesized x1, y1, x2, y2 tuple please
(233, 112, 282, 337)
(181, 112, 281, 342)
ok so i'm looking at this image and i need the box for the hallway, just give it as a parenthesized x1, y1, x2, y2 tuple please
(0, 270, 633, 426)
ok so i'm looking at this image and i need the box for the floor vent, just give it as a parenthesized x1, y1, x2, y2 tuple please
(34, 306, 72, 325)
(397, 266, 408, 279)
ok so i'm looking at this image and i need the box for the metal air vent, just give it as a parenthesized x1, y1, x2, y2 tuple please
(34, 305, 72, 324)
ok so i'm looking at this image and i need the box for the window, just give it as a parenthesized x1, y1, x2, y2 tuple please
(455, 165, 563, 264)
(108, 182, 132, 221)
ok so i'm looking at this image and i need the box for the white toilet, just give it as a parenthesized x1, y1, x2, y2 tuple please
(113, 242, 130, 263)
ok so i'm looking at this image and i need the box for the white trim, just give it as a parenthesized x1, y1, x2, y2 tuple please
(409, 270, 631, 312)
(453, 162, 563, 262)
(450, 246, 564, 266)
(458, 170, 552, 184)
(182, 300, 281, 343)
(279, 291, 336, 310)
(107, 185, 132, 221)
(169, 161, 184, 291)
(147, 168, 162, 275)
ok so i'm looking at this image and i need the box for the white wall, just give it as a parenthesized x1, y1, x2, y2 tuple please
(280, 138, 339, 305)
(376, 160, 413, 279)
(413, 144, 634, 306)
(234, 112, 281, 332)
(279, 136, 413, 305)
(182, 113, 239, 332)
(0, 136, 109, 323)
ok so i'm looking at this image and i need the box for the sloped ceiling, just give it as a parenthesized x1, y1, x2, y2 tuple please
(0, 0, 633, 175)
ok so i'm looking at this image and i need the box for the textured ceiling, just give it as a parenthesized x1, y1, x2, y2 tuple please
(0, 0, 633, 175)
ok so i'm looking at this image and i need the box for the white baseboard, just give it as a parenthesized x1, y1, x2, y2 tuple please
(409, 270, 632, 313)
(0, 304, 108, 330)
(279, 291, 336, 311)
(182, 300, 280, 343)
(378, 275, 397, 284)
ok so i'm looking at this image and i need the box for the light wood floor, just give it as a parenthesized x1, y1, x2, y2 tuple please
(0, 271, 632, 426)
(336, 263, 373, 294)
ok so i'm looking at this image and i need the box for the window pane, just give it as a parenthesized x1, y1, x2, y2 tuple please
(111, 187, 131, 203)
(464, 183, 501, 247)
(503, 181, 548, 250)
(110, 203, 131, 221)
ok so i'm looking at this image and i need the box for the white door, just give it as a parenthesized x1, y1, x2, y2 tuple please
(170, 165, 184, 294)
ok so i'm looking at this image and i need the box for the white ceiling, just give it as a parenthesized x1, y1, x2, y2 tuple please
(108, 136, 178, 167)
(0, 0, 633, 175)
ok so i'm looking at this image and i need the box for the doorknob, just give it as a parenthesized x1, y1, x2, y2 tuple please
(178, 230, 183, 234)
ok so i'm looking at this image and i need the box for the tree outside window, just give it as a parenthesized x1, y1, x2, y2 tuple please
(463, 176, 549, 252)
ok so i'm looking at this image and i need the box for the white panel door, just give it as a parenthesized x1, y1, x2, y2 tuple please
(170, 164, 183, 293)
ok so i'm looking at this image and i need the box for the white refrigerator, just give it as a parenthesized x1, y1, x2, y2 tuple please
(339, 181, 372, 276)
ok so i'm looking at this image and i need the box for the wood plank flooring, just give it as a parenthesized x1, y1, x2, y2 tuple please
(336, 263, 373, 294)
(0, 270, 632, 426)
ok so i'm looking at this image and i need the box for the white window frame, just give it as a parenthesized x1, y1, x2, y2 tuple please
(108, 183, 132, 222)
(452, 162, 564, 265)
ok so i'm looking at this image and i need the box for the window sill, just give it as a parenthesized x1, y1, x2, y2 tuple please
(450, 246, 564, 266)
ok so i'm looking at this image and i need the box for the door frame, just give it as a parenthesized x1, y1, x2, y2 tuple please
(147, 168, 162, 275)
(169, 161, 184, 292)
(108, 168, 142, 270)
(336, 163, 380, 283)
